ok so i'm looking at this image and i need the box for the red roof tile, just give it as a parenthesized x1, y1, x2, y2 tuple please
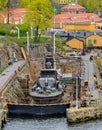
(4, 8, 27, 19)
(54, 13, 102, 23)
(61, 3, 86, 12)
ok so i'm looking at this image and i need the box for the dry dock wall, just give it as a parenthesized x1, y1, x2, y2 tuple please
(66, 107, 102, 123)
(0, 105, 8, 129)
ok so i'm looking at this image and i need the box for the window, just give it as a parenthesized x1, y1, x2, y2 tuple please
(69, 10, 72, 13)
(76, 10, 79, 14)
(93, 39, 97, 44)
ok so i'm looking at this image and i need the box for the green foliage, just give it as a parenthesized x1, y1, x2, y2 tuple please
(21, 0, 53, 41)
(55, 37, 71, 52)
(6, 36, 28, 47)
(9, 0, 21, 8)
(20, 0, 31, 7)
(0, 65, 8, 74)
(0, 36, 27, 47)
(0, 0, 22, 9)
(17, 24, 29, 36)
(0, 0, 8, 9)
(27, 0, 53, 27)
(0, 30, 10, 35)
(78, 0, 102, 13)
(0, 23, 30, 37)
(52, 0, 102, 13)
(0, 23, 15, 30)
(0, 23, 15, 35)
(35, 37, 49, 43)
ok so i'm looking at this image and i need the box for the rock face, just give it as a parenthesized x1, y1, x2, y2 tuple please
(0, 48, 9, 68)
(28, 58, 42, 83)
(0, 43, 23, 69)
(66, 107, 102, 123)
(3, 61, 35, 104)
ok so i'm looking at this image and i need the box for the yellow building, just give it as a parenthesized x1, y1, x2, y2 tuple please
(63, 24, 96, 31)
(86, 33, 102, 48)
(53, 0, 68, 5)
(59, 0, 68, 4)
(54, 13, 101, 30)
(66, 32, 102, 49)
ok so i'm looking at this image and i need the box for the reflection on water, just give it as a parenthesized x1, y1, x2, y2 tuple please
(3, 116, 102, 130)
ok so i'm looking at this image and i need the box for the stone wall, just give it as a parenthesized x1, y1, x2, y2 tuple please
(66, 107, 102, 123)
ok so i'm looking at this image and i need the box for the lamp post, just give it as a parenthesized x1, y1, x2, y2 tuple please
(30, 25, 33, 39)
(3, 17, 7, 24)
(26, 32, 29, 55)
(16, 26, 20, 39)
(76, 76, 78, 109)
(52, 28, 65, 69)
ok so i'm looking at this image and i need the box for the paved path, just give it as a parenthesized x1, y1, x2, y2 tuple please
(0, 60, 26, 92)
(81, 54, 99, 101)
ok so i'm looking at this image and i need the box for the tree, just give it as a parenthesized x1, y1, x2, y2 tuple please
(0, 0, 8, 9)
(20, 0, 31, 7)
(86, 0, 102, 13)
(8, 0, 21, 7)
(21, 0, 53, 42)
(78, 0, 87, 8)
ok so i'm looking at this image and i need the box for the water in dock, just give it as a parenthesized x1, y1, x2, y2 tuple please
(3, 116, 102, 130)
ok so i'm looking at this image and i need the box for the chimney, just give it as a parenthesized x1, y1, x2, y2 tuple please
(84, 32, 86, 37)
(94, 32, 96, 35)
(67, 33, 70, 39)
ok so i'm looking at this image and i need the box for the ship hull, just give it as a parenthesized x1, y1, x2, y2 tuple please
(8, 103, 70, 116)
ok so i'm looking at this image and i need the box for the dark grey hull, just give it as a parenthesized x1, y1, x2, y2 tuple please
(8, 103, 70, 116)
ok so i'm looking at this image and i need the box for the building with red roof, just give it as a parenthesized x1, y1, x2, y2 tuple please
(55, 13, 102, 26)
(0, 8, 27, 24)
(60, 3, 86, 14)
(53, 4, 102, 30)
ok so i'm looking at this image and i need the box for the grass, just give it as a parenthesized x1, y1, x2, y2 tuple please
(37, 37, 50, 43)
(55, 37, 72, 52)
(0, 36, 51, 47)
(0, 65, 8, 74)
(0, 34, 72, 54)
(0, 23, 72, 52)
(6, 36, 28, 47)
(0, 23, 15, 30)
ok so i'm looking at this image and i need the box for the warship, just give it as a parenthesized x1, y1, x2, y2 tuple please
(8, 56, 70, 116)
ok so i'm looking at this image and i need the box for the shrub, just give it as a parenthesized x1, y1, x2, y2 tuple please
(0, 30, 10, 35)
(17, 24, 29, 36)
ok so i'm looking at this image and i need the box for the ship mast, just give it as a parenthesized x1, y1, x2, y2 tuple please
(53, 32, 56, 69)
(53, 7, 56, 69)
